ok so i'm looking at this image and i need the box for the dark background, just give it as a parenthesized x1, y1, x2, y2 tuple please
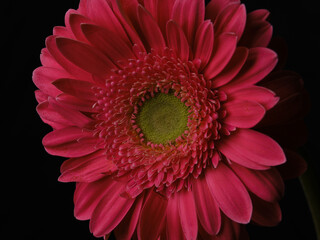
(3, 0, 319, 239)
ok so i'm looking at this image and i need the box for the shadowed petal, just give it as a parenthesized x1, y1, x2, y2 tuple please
(277, 149, 307, 180)
(222, 48, 278, 93)
(114, 194, 144, 240)
(251, 194, 282, 226)
(239, 9, 273, 48)
(56, 94, 97, 113)
(138, 190, 168, 240)
(81, 24, 135, 64)
(56, 37, 117, 78)
(66, 11, 93, 43)
(85, 0, 130, 44)
(53, 78, 96, 101)
(205, 0, 240, 21)
(45, 36, 92, 80)
(89, 181, 135, 237)
(166, 194, 186, 240)
(212, 214, 241, 240)
(74, 177, 118, 220)
(230, 163, 284, 202)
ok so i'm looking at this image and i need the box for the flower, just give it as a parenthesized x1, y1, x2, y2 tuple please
(33, 0, 308, 239)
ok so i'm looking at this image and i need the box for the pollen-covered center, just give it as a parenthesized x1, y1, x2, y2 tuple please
(137, 93, 189, 144)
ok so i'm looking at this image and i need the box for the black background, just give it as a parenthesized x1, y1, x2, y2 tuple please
(3, 0, 319, 239)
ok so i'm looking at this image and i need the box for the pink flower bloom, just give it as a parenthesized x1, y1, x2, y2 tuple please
(33, 0, 308, 239)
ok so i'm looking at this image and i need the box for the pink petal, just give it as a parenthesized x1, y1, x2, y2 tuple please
(59, 151, 117, 182)
(214, 3, 246, 39)
(108, 0, 145, 50)
(114, 194, 144, 240)
(171, 0, 205, 46)
(74, 177, 117, 220)
(53, 78, 96, 101)
(218, 129, 286, 168)
(66, 11, 93, 43)
(144, 0, 175, 38)
(204, 33, 237, 79)
(230, 163, 284, 202)
(45, 36, 92, 80)
(222, 48, 278, 93)
(36, 100, 68, 129)
(47, 97, 92, 127)
(239, 9, 273, 48)
(178, 190, 198, 240)
(193, 20, 214, 69)
(137, 5, 166, 52)
(211, 47, 248, 88)
(193, 177, 221, 235)
(115, 0, 142, 41)
(85, 0, 130, 44)
(223, 100, 265, 128)
(56, 37, 117, 78)
(228, 86, 279, 110)
(32, 67, 71, 97)
(166, 194, 185, 240)
(205, 163, 252, 223)
(55, 94, 97, 113)
(42, 126, 98, 157)
(34, 90, 48, 104)
(40, 47, 63, 69)
(53, 26, 73, 39)
(166, 20, 190, 61)
(138, 190, 168, 240)
(36, 98, 91, 129)
(90, 182, 135, 237)
(81, 24, 135, 64)
(219, 140, 270, 170)
(251, 194, 282, 226)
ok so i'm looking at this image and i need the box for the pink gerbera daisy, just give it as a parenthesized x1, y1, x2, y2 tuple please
(33, 0, 308, 239)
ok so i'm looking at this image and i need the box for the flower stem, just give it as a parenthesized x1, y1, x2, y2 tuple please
(299, 148, 320, 240)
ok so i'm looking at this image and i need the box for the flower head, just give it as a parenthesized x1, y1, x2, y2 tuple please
(33, 0, 308, 239)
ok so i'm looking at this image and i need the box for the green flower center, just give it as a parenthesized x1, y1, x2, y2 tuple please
(137, 93, 189, 144)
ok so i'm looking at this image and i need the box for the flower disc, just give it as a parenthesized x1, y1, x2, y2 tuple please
(137, 93, 189, 144)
